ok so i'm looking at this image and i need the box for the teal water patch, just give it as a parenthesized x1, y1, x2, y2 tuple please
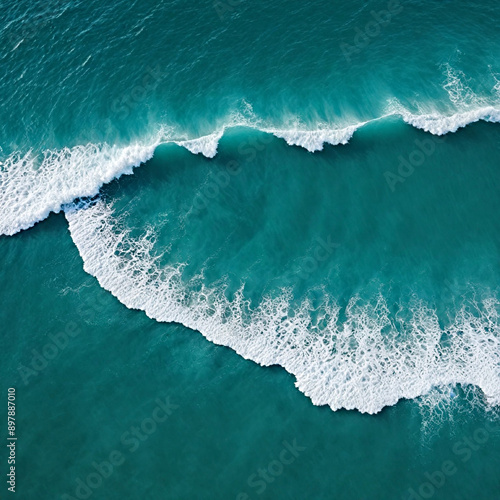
(1, 214, 500, 500)
(2, 0, 500, 237)
(101, 120, 500, 303)
(2, 0, 500, 497)
(61, 120, 500, 414)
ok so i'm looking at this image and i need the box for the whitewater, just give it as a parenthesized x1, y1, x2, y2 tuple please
(64, 198, 500, 414)
(2, 105, 500, 237)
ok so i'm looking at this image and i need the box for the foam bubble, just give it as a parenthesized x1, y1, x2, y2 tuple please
(65, 199, 500, 414)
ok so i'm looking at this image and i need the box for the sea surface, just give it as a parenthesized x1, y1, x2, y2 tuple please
(1, 0, 500, 498)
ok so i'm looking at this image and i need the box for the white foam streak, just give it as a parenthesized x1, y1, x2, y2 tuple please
(442, 64, 479, 107)
(176, 130, 225, 158)
(268, 125, 362, 152)
(66, 200, 500, 414)
(3, 105, 500, 236)
(0, 141, 158, 236)
(400, 106, 500, 135)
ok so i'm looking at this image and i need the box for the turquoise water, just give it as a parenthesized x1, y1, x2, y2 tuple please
(1, 0, 500, 498)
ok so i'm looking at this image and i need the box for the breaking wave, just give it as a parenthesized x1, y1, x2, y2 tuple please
(65, 199, 500, 414)
(2, 105, 500, 236)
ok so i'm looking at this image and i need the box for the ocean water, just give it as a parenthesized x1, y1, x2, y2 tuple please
(1, 0, 500, 498)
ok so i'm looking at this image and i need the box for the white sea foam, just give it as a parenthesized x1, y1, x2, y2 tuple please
(442, 63, 480, 107)
(493, 73, 500, 98)
(399, 106, 500, 135)
(390, 65, 500, 134)
(65, 199, 500, 414)
(267, 124, 362, 152)
(3, 104, 500, 236)
(0, 140, 159, 236)
(176, 129, 225, 158)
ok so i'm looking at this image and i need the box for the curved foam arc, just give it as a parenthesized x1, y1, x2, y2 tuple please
(399, 106, 500, 135)
(65, 199, 500, 414)
(266, 124, 363, 152)
(176, 130, 225, 158)
(264, 106, 500, 150)
(3, 106, 500, 237)
(0, 140, 159, 236)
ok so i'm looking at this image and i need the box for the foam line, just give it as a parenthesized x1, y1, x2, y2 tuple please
(266, 124, 362, 152)
(65, 199, 500, 414)
(176, 130, 225, 158)
(2, 106, 500, 236)
(399, 106, 500, 135)
(0, 141, 159, 236)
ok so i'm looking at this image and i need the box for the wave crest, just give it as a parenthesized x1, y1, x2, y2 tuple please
(65, 199, 500, 414)
(0, 141, 158, 236)
(2, 105, 500, 236)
